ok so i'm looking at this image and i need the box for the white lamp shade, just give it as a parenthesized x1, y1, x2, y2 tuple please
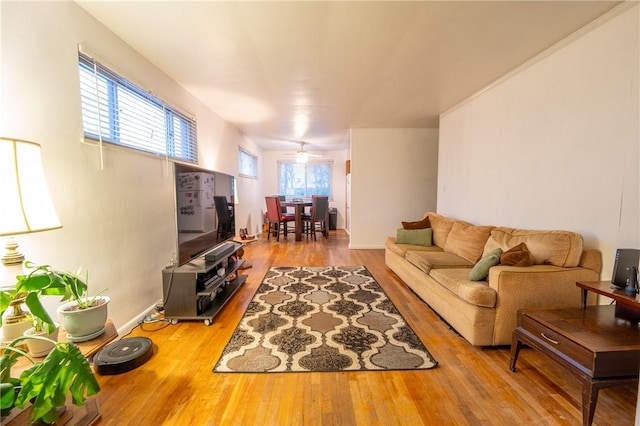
(0, 138, 62, 236)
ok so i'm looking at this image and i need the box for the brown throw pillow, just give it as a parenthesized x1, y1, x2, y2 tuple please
(500, 242, 534, 267)
(402, 217, 431, 230)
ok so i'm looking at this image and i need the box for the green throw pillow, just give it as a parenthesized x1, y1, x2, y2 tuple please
(468, 248, 503, 281)
(395, 228, 432, 246)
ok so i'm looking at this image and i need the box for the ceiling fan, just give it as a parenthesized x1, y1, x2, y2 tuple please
(286, 141, 322, 163)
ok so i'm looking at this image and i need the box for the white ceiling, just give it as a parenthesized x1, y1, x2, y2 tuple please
(75, 1, 620, 151)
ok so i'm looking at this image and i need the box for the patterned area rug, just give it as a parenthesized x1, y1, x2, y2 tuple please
(214, 266, 437, 372)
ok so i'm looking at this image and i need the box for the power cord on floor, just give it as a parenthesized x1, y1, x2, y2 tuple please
(135, 304, 171, 332)
(140, 305, 171, 331)
(117, 304, 171, 339)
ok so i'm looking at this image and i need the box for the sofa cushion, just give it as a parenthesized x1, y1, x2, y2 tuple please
(444, 221, 494, 263)
(483, 227, 583, 267)
(402, 216, 431, 230)
(426, 212, 456, 248)
(405, 250, 473, 274)
(429, 268, 497, 308)
(469, 248, 502, 281)
(395, 228, 432, 246)
(385, 237, 441, 258)
(500, 242, 534, 267)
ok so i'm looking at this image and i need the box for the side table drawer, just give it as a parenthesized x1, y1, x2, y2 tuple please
(520, 314, 595, 373)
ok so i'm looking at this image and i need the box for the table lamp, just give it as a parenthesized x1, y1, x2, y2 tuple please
(0, 137, 62, 341)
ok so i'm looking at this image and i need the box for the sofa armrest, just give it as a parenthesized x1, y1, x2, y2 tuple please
(486, 265, 600, 345)
(579, 249, 602, 275)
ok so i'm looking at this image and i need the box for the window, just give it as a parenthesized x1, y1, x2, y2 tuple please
(238, 147, 258, 179)
(78, 52, 198, 163)
(278, 160, 332, 199)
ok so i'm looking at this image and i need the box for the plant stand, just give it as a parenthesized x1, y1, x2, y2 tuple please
(5, 397, 100, 426)
(3, 320, 118, 425)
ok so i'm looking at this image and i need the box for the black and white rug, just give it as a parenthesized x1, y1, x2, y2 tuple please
(214, 266, 438, 372)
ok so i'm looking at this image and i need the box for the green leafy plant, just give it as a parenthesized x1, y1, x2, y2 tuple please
(24, 315, 52, 335)
(0, 262, 107, 329)
(0, 335, 100, 424)
(57, 267, 107, 310)
(0, 261, 71, 335)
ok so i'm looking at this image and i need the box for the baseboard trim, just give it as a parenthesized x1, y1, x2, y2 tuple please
(116, 298, 164, 338)
(348, 244, 385, 250)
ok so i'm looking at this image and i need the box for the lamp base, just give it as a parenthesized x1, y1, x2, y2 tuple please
(1, 295, 30, 342)
(2, 237, 25, 266)
(1, 318, 31, 342)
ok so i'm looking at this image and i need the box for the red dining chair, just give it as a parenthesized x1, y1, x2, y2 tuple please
(265, 196, 295, 241)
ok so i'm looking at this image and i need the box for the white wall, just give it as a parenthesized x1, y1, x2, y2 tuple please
(350, 128, 439, 249)
(262, 149, 349, 230)
(437, 4, 639, 280)
(0, 2, 264, 333)
(236, 136, 266, 237)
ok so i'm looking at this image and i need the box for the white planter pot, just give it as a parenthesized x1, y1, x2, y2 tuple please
(56, 296, 109, 342)
(23, 324, 59, 357)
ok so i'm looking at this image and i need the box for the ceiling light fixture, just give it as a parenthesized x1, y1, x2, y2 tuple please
(296, 152, 309, 164)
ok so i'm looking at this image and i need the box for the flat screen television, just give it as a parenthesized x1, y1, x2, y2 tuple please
(173, 163, 235, 265)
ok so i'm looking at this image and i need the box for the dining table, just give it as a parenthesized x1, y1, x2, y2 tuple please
(281, 200, 312, 241)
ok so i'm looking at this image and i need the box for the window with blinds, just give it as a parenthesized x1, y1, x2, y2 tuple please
(278, 160, 332, 199)
(238, 147, 258, 179)
(78, 52, 198, 163)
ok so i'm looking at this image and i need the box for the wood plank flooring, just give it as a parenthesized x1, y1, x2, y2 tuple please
(94, 231, 637, 425)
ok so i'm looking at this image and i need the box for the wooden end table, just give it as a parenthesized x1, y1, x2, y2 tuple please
(10, 319, 118, 372)
(58, 319, 118, 357)
(5, 320, 117, 426)
(510, 282, 639, 426)
(577, 280, 640, 321)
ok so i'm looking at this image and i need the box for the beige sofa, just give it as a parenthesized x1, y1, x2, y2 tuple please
(385, 212, 602, 346)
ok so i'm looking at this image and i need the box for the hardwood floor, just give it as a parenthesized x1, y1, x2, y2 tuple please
(95, 231, 637, 425)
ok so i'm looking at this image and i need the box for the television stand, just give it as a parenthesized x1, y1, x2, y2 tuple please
(161, 241, 247, 325)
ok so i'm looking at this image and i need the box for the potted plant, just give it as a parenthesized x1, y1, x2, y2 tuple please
(22, 316, 59, 358)
(1, 261, 108, 345)
(0, 334, 100, 424)
(54, 268, 109, 342)
(0, 262, 66, 356)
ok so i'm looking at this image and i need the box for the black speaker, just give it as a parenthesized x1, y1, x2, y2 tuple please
(94, 337, 153, 375)
(611, 248, 640, 289)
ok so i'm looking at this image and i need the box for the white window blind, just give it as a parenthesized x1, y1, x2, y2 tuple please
(238, 147, 258, 178)
(278, 160, 332, 199)
(78, 52, 198, 163)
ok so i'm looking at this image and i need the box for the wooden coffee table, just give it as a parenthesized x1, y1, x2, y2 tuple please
(510, 283, 639, 426)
